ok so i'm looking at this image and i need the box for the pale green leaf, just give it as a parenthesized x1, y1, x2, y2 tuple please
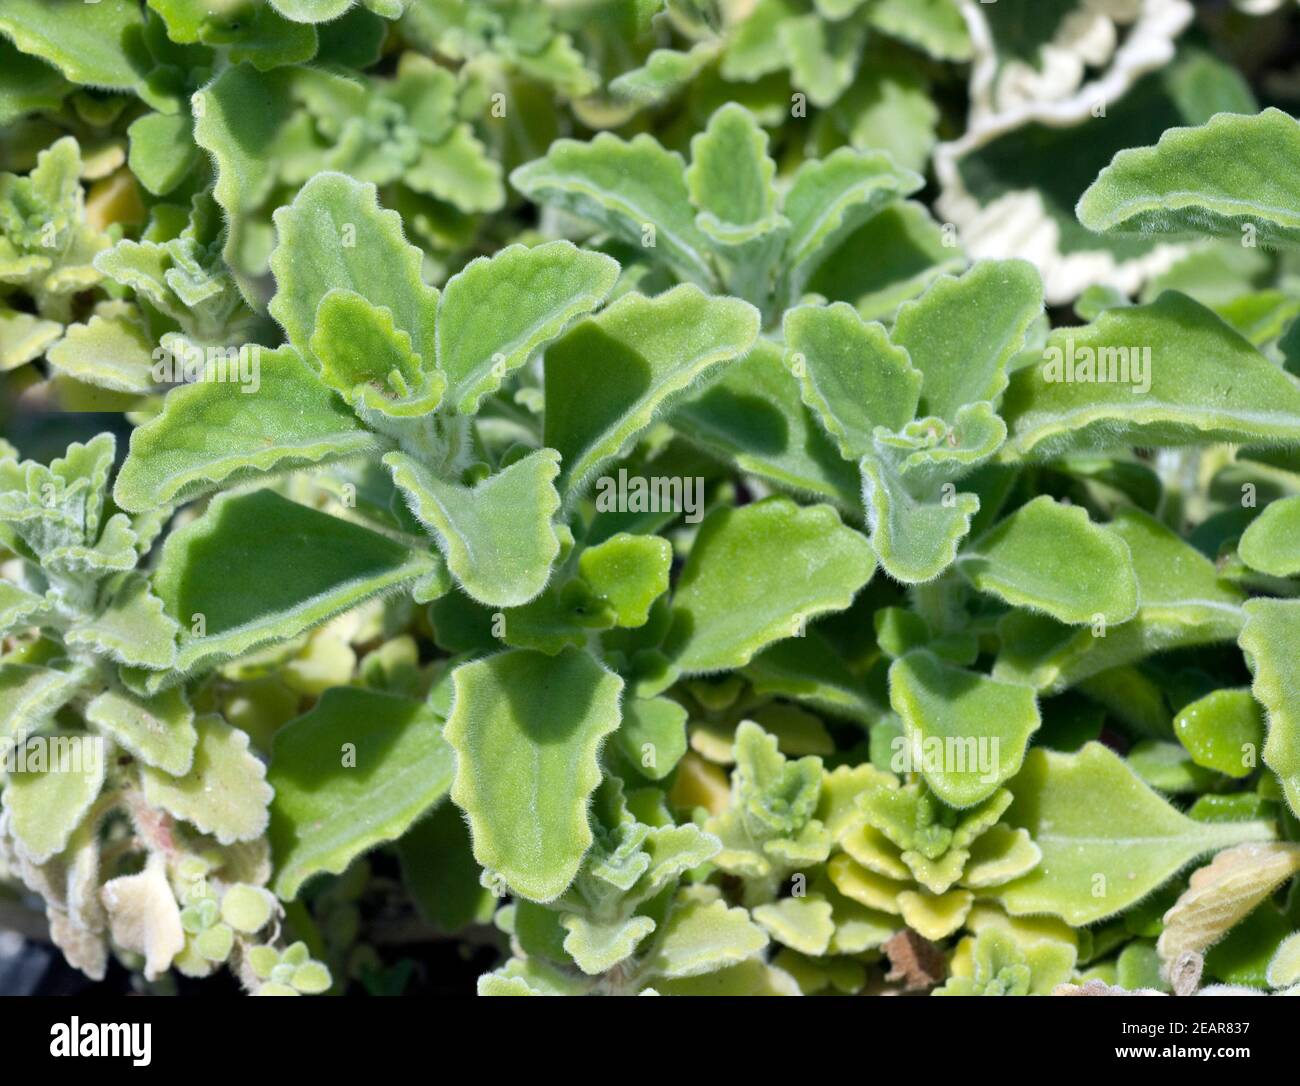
(385, 448, 561, 608)
(444, 649, 624, 902)
(647, 894, 769, 979)
(85, 686, 196, 776)
(140, 714, 273, 845)
(2, 734, 105, 863)
(437, 241, 618, 415)
(889, 650, 1041, 808)
(995, 744, 1276, 925)
(113, 346, 375, 512)
(1077, 109, 1300, 248)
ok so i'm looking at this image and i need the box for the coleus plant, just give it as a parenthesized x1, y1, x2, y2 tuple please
(2, 0, 1300, 1001)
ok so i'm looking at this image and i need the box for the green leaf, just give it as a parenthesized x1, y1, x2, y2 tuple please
(751, 894, 835, 956)
(1239, 495, 1300, 577)
(2, 734, 105, 863)
(128, 112, 200, 197)
(0, 664, 85, 743)
(46, 312, 157, 395)
(385, 448, 562, 608)
(0, 38, 68, 125)
(647, 894, 769, 979)
(444, 648, 624, 902)
(0, 0, 147, 96)
(1173, 689, 1265, 780)
(1002, 293, 1300, 461)
(891, 260, 1043, 422)
(153, 489, 434, 676)
(1240, 598, 1300, 815)
(398, 801, 495, 933)
(511, 134, 716, 287)
(114, 346, 375, 512)
(889, 651, 1041, 808)
(1077, 109, 1300, 248)
(780, 147, 923, 305)
(0, 306, 61, 370)
(995, 744, 1276, 925)
(140, 714, 274, 845)
(995, 508, 1247, 692)
(268, 686, 455, 899)
(782, 302, 921, 459)
(85, 686, 197, 776)
(860, 403, 1006, 584)
(666, 498, 875, 673)
(268, 171, 439, 362)
(577, 533, 672, 629)
(614, 695, 687, 782)
(67, 574, 179, 670)
(958, 496, 1139, 626)
(436, 241, 618, 416)
(544, 285, 759, 498)
(672, 340, 864, 510)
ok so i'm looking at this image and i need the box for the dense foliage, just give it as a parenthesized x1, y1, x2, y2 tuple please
(3, 0, 1300, 998)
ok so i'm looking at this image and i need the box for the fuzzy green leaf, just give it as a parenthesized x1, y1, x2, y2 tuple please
(140, 714, 273, 845)
(995, 744, 1276, 925)
(889, 651, 1041, 808)
(85, 686, 196, 777)
(385, 448, 562, 608)
(1002, 293, 1300, 461)
(1077, 109, 1300, 248)
(782, 302, 921, 460)
(444, 649, 624, 902)
(666, 498, 875, 674)
(268, 687, 454, 899)
(114, 346, 374, 512)
(1240, 599, 1300, 815)
(1239, 495, 1300, 577)
(153, 489, 434, 676)
(437, 241, 619, 416)
(544, 285, 759, 498)
(958, 496, 1139, 625)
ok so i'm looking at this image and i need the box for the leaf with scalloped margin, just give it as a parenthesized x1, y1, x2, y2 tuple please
(85, 686, 196, 776)
(544, 285, 759, 499)
(891, 260, 1043, 422)
(385, 448, 561, 608)
(751, 894, 835, 956)
(268, 686, 454, 899)
(995, 508, 1246, 692)
(0, 307, 61, 370)
(608, 42, 718, 108)
(958, 496, 1139, 626)
(269, 171, 439, 363)
(46, 313, 157, 394)
(647, 894, 769, 979)
(0, 0, 148, 98)
(512, 133, 716, 287)
(780, 147, 923, 306)
(114, 346, 374, 513)
(666, 498, 874, 674)
(2, 734, 105, 863)
(0, 665, 85, 743)
(437, 241, 618, 416)
(0, 38, 68, 125)
(889, 650, 1041, 808)
(1240, 598, 1300, 816)
(782, 302, 921, 460)
(0, 582, 50, 636)
(614, 695, 687, 782)
(308, 289, 444, 417)
(140, 714, 272, 844)
(67, 574, 178, 670)
(1002, 293, 1300, 461)
(1078, 109, 1300, 249)
(994, 744, 1276, 925)
(153, 489, 434, 676)
(1239, 495, 1300, 577)
(577, 533, 672, 629)
(444, 648, 623, 902)
(671, 340, 863, 510)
